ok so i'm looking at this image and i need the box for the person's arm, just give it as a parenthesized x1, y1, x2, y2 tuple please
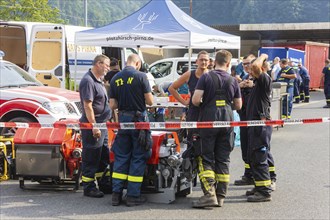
(168, 71, 190, 106)
(109, 98, 118, 110)
(281, 72, 297, 79)
(83, 100, 101, 138)
(192, 89, 203, 106)
(252, 53, 268, 78)
(232, 98, 242, 110)
(144, 92, 154, 106)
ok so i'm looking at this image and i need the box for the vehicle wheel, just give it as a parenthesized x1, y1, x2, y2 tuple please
(0, 116, 36, 136)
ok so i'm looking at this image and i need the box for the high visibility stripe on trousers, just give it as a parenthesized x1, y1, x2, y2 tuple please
(215, 174, 230, 183)
(197, 156, 215, 191)
(95, 171, 110, 178)
(82, 176, 95, 183)
(246, 164, 275, 173)
(255, 179, 271, 187)
(112, 172, 143, 183)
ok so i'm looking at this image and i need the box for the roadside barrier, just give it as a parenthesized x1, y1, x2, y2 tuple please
(0, 117, 329, 130)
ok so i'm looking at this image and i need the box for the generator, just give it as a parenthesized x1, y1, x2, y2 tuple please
(12, 124, 195, 203)
(13, 126, 82, 190)
(109, 130, 195, 204)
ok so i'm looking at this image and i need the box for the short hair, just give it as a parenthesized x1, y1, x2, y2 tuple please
(110, 58, 118, 67)
(325, 59, 330, 65)
(215, 50, 232, 66)
(280, 58, 289, 65)
(197, 50, 209, 59)
(93, 54, 109, 65)
(274, 57, 280, 61)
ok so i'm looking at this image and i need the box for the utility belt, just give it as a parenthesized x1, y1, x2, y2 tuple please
(118, 110, 151, 151)
(118, 110, 147, 122)
(277, 78, 294, 87)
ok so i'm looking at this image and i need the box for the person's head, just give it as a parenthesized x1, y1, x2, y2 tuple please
(214, 50, 232, 69)
(231, 64, 237, 77)
(195, 50, 210, 71)
(280, 58, 289, 68)
(92, 54, 110, 77)
(208, 57, 214, 70)
(126, 54, 142, 70)
(273, 57, 280, 64)
(298, 62, 302, 68)
(325, 59, 330, 65)
(110, 58, 119, 70)
(288, 60, 294, 67)
(242, 54, 256, 74)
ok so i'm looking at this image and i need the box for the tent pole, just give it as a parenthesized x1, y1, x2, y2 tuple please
(188, 47, 192, 71)
(74, 44, 77, 91)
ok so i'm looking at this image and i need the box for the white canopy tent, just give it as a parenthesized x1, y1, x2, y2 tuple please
(74, 0, 240, 49)
(73, 0, 241, 90)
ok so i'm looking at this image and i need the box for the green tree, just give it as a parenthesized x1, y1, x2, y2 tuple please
(0, 0, 64, 23)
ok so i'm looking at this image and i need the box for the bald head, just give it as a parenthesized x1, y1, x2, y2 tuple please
(126, 54, 142, 70)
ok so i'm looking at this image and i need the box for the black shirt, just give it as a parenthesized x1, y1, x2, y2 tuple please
(109, 66, 151, 112)
(246, 73, 272, 120)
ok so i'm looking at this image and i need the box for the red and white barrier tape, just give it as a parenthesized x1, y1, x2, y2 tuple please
(0, 117, 329, 130)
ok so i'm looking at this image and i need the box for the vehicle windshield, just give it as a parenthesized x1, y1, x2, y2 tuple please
(0, 62, 43, 88)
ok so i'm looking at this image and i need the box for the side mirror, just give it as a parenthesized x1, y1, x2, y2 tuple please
(140, 62, 149, 73)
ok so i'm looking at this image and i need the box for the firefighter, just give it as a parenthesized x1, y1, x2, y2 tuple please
(289, 60, 301, 104)
(191, 50, 242, 208)
(79, 55, 112, 198)
(109, 54, 153, 206)
(298, 62, 311, 102)
(276, 59, 297, 119)
(235, 57, 277, 190)
(234, 54, 256, 186)
(321, 59, 330, 108)
(246, 54, 274, 202)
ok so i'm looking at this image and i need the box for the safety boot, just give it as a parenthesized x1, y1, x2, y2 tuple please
(192, 193, 218, 208)
(234, 176, 254, 186)
(84, 188, 104, 198)
(247, 192, 272, 202)
(112, 192, 123, 206)
(294, 98, 300, 104)
(126, 195, 147, 207)
(303, 97, 309, 103)
(323, 104, 330, 108)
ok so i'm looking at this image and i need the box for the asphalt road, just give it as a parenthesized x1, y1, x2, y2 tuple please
(0, 90, 329, 220)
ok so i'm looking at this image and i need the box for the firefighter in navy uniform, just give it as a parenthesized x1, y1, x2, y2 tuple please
(276, 59, 297, 119)
(321, 59, 330, 108)
(192, 50, 242, 208)
(298, 62, 311, 102)
(289, 60, 301, 104)
(246, 54, 275, 202)
(79, 55, 112, 198)
(109, 54, 153, 207)
(234, 54, 256, 186)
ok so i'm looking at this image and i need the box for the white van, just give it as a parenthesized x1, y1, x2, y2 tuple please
(148, 56, 239, 85)
(0, 21, 151, 90)
(0, 21, 102, 89)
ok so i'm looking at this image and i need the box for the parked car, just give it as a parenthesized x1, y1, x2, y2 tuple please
(0, 55, 82, 135)
(148, 56, 239, 85)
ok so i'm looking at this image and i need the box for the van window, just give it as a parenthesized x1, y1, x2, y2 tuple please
(149, 61, 173, 79)
(177, 61, 197, 75)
